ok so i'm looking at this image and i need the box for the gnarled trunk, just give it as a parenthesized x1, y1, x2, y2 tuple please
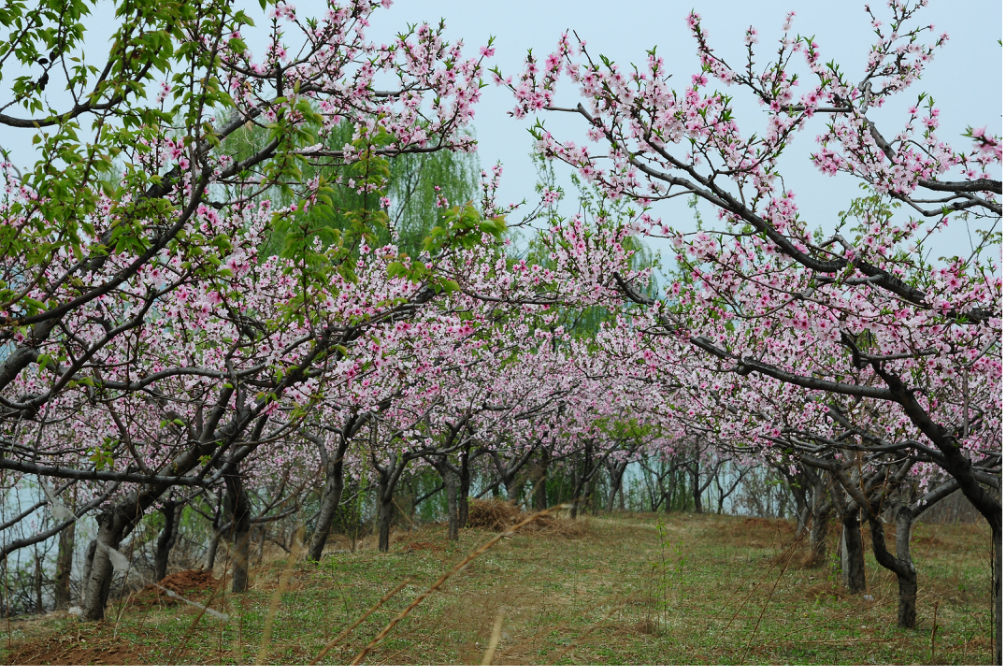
(53, 520, 75, 609)
(690, 462, 702, 513)
(225, 472, 252, 593)
(504, 476, 522, 506)
(34, 551, 43, 613)
(154, 501, 182, 582)
(607, 462, 627, 513)
(805, 503, 830, 567)
(203, 493, 224, 572)
(377, 476, 394, 553)
(204, 529, 221, 572)
(307, 460, 346, 562)
(80, 540, 96, 604)
(867, 505, 916, 628)
(81, 513, 127, 620)
(458, 447, 472, 527)
(531, 452, 549, 512)
(840, 511, 866, 593)
(445, 470, 459, 542)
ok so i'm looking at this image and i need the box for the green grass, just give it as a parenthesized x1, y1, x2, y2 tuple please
(2, 512, 995, 664)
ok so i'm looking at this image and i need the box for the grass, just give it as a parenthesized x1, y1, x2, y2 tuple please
(1, 512, 995, 664)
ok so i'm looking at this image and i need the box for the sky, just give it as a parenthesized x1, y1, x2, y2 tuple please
(2, 0, 1000, 266)
(358, 0, 1002, 266)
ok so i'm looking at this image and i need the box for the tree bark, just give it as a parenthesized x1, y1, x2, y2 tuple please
(866, 505, 917, 628)
(307, 453, 347, 562)
(377, 476, 394, 553)
(225, 472, 252, 594)
(202, 493, 223, 572)
(154, 501, 182, 582)
(840, 511, 866, 593)
(34, 551, 43, 613)
(53, 520, 75, 609)
(204, 529, 221, 573)
(806, 503, 830, 567)
(81, 513, 125, 620)
(607, 463, 626, 512)
(458, 448, 471, 528)
(306, 418, 360, 562)
(504, 476, 522, 505)
(894, 506, 917, 629)
(445, 470, 458, 542)
(532, 452, 549, 512)
(690, 462, 702, 513)
(790, 480, 810, 537)
(664, 467, 677, 513)
(80, 540, 96, 605)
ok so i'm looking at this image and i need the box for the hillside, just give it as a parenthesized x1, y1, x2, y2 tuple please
(2, 512, 993, 665)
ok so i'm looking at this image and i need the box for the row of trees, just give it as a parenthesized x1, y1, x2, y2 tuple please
(0, 0, 998, 657)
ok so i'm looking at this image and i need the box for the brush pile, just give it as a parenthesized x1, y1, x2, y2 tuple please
(466, 498, 523, 531)
(466, 499, 587, 537)
(130, 569, 219, 607)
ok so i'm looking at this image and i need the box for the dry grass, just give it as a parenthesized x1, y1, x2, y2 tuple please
(1, 512, 994, 665)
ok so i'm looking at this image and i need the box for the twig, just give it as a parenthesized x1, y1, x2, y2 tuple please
(481, 609, 504, 665)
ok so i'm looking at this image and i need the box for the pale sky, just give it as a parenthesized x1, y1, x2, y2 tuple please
(2, 0, 999, 265)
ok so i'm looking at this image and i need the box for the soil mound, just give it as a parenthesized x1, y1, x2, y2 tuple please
(130, 568, 219, 607)
(7, 632, 147, 665)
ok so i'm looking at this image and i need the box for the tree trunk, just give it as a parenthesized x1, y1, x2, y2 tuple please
(504, 475, 522, 505)
(532, 453, 549, 512)
(607, 465, 625, 512)
(806, 504, 830, 567)
(664, 468, 676, 513)
(307, 461, 345, 562)
(34, 551, 43, 613)
(154, 502, 181, 582)
(840, 511, 866, 593)
(866, 505, 917, 628)
(53, 520, 75, 609)
(204, 529, 221, 572)
(377, 474, 394, 553)
(81, 513, 125, 620)
(894, 505, 917, 629)
(225, 473, 252, 594)
(80, 540, 96, 605)
(445, 471, 459, 542)
(791, 485, 809, 537)
(690, 463, 702, 513)
(458, 447, 471, 527)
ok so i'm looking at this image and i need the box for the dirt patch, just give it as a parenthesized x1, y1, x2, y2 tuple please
(7, 632, 148, 665)
(129, 569, 219, 608)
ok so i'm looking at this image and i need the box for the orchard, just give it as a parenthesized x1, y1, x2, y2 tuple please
(0, 0, 998, 663)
